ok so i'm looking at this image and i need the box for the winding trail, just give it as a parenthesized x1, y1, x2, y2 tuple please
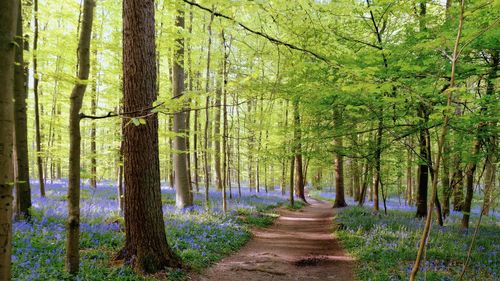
(194, 198, 355, 281)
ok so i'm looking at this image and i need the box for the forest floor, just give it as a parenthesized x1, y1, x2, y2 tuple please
(192, 198, 354, 281)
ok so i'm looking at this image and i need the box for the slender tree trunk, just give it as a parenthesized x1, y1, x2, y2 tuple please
(0, 1, 17, 278)
(117, 130, 124, 211)
(442, 140, 451, 217)
(203, 12, 214, 204)
(289, 155, 295, 206)
(172, 10, 192, 209)
(118, 0, 181, 272)
(373, 117, 382, 211)
(358, 160, 370, 206)
(452, 167, 464, 211)
(33, 0, 45, 197)
(14, 1, 32, 220)
(90, 44, 97, 189)
(410, 1, 465, 277)
(416, 104, 429, 218)
(236, 95, 242, 198)
(406, 138, 414, 206)
(66, 0, 95, 274)
(425, 126, 444, 226)
(462, 139, 480, 229)
(214, 56, 222, 192)
(482, 156, 495, 215)
(293, 101, 307, 203)
(333, 110, 347, 208)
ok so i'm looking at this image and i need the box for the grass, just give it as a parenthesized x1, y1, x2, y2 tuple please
(335, 206, 499, 281)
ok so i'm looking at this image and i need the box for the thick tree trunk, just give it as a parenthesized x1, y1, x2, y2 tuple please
(0, 1, 17, 278)
(118, 0, 181, 272)
(172, 10, 192, 209)
(66, 0, 95, 274)
(14, 1, 32, 220)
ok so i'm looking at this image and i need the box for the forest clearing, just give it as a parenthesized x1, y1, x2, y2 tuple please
(0, 0, 498, 280)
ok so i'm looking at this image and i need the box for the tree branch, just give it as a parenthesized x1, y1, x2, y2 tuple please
(182, 0, 332, 65)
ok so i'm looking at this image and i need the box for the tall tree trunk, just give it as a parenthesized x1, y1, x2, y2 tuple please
(373, 117, 382, 212)
(410, 0, 465, 277)
(117, 129, 124, 211)
(353, 158, 361, 201)
(442, 140, 451, 217)
(452, 166, 464, 211)
(213, 54, 222, 192)
(359, 160, 370, 206)
(333, 110, 347, 208)
(118, 0, 181, 272)
(482, 51, 498, 215)
(0, 1, 17, 278)
(406, 137, 414, 206)
(461, 139, 480, 229)
(293, 101, 307, 203)
(425, 125, 444, 226)
(90, 44, 98, 189)
(33, 0, 45, 197)
(416, 104, 429, 218)
(482, 156, 495, 215)
(236, 95, 242, 198)
(173, 10, 192, 209)
(289, 156, 295, 206)
(66, 0, 95, 274)
(14, 1, 32, 220)
(203, 12, 214, 204)
(247, 101, 255, 191)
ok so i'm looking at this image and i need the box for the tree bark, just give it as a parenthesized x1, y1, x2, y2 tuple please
(118, 0, 181, 272)
(293, 101, 307, 203)
(333, 110, 347, 208)
(66, 0, 95, 274)
(90, 42, 98, 189)
(0, 1, 17, 278)
(442, 140, 451, 217)
(416, 104, 429, 218)
(203, 12, 214, 204)
(14, 0, 32, 220)
(172, 10, 192, 209)
(33, 0, 45, 197)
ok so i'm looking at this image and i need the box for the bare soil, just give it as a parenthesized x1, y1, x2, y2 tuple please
(192, 198, 355, 281)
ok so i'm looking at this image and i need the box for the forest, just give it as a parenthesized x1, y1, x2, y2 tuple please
(0, 0, 498, 280)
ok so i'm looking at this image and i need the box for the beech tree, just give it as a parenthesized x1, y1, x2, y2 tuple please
(117, 0, 182, 272)
(14, 0, 31, 220)
(66, 0, 95, 274)
(0, 0, 17, 278)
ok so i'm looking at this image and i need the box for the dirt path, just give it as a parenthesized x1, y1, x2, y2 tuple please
(193, 198, 355, 281)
